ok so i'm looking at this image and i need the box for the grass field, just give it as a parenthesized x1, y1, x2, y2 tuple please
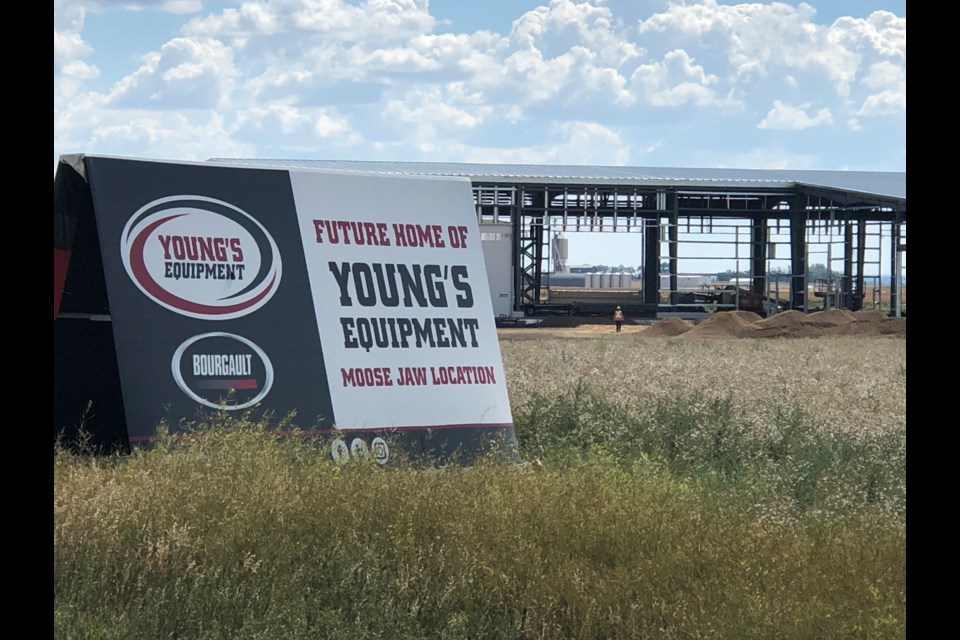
(54, 336, 906, 639)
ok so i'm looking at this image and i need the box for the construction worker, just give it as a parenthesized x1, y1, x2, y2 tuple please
(613, 305, 624, 332)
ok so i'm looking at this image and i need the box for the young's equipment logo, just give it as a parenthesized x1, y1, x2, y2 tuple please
(121, 196, 281, 319)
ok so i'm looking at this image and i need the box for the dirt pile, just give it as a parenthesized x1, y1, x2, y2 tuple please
(729, 310, 764, 323)
(682, 312, 756, 339)
(824, 311, 906, 337)
(499, 309, 905, 340)
(853, 309, 890, 323)
(644, 317, 692, 337)
(806, 309, 858, 326)
(750, 308, 905, 339)
(752, 310, 824, 338)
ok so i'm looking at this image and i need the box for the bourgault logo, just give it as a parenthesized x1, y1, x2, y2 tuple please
(172, 333, 274, 410)
(121, 196, 281, 319)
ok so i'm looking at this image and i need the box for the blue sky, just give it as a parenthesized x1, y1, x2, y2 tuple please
(54, 0, 906, 271)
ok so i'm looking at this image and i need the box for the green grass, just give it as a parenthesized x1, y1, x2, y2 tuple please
(55, 393, 905, 639)
(513, 387, 905, 518)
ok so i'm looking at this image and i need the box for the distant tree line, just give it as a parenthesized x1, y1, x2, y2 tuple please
(584, 263, 842, 282)
(712, 264, 838, 283)
(590, 264, 638, 274)
(588, 262, 672, 275)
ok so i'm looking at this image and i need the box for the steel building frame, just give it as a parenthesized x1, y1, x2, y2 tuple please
(474, 182, 906, 317)
(209, 160, 907, 318)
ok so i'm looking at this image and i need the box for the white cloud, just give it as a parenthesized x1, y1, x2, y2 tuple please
(79, 1, 212, 14)
(862, 61, 903, 89)
(856, 90, 905, 117)
(693, 147, 822, 170)
(831, 11, 906, 60)
(494, 1, 639, 106)
(345, 45, 443, 73)
(854, 61, 905, 116)
(373, 84, 503, 156)
(55, 30, 96, 77)
(106, 38, 237, 108)
(629, 49, 731, 107)
(511, 0, 643, 66)
(502, 46, 589, 103)
(232, 104, 358, 147)
(158, 0, 201, 13)
(60, 60, 100, 82)
(233, 28, 508, 107)
(53, 0, 905, 171)
(503, 104, 524, 123)
(187, 1, 282, 37)
(637, 0, 882, 98)
(184, 0, 435, 44)
(54, 0, 86, 31)
(53, 31, 100, 95)
(758, 100, 833, 129)
(195, 0, 640, 110)
(402, 119, 634, 166)
(54, 1, 99, 103)
(55, 96, 253, 162)
(382, 85, 493, 132)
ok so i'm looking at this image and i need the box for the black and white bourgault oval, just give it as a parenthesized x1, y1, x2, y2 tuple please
(172, 332, 274, 410)
(121, 195, 282, 320)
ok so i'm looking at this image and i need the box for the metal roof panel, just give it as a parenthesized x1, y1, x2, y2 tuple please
(207, 159, 906, 201)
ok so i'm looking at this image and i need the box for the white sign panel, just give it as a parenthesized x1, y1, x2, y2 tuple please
(292, 171, 513, 431)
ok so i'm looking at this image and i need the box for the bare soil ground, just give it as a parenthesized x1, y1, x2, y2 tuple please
(498, 309, 906, 341)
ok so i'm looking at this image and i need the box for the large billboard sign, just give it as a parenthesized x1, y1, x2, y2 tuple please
(53, 155, 515, 462)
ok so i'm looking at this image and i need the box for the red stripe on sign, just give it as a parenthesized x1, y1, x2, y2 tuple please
(193, 379, 258, 390)
(346, 422, 516, 432)
(129, 423, 516, 442)
(289, 422, 516, 434)
(54, 248, 71, 319)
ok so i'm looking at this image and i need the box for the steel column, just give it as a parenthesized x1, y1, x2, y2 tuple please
(789, 195, 807, 311)
(889, 220, 901, 316)
(855, 221, 866, 311)
(751, 216, 767, 300)
(644, 216, 661, 306)
(843, 222, 854, 310)
(669, 195, 679, 306)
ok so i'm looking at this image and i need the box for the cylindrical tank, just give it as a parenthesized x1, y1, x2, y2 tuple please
(555, 237, 568, 261)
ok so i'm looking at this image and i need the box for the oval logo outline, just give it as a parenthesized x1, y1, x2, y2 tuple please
(171, 332, 275, 410)
(121, 195, 282, 320)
